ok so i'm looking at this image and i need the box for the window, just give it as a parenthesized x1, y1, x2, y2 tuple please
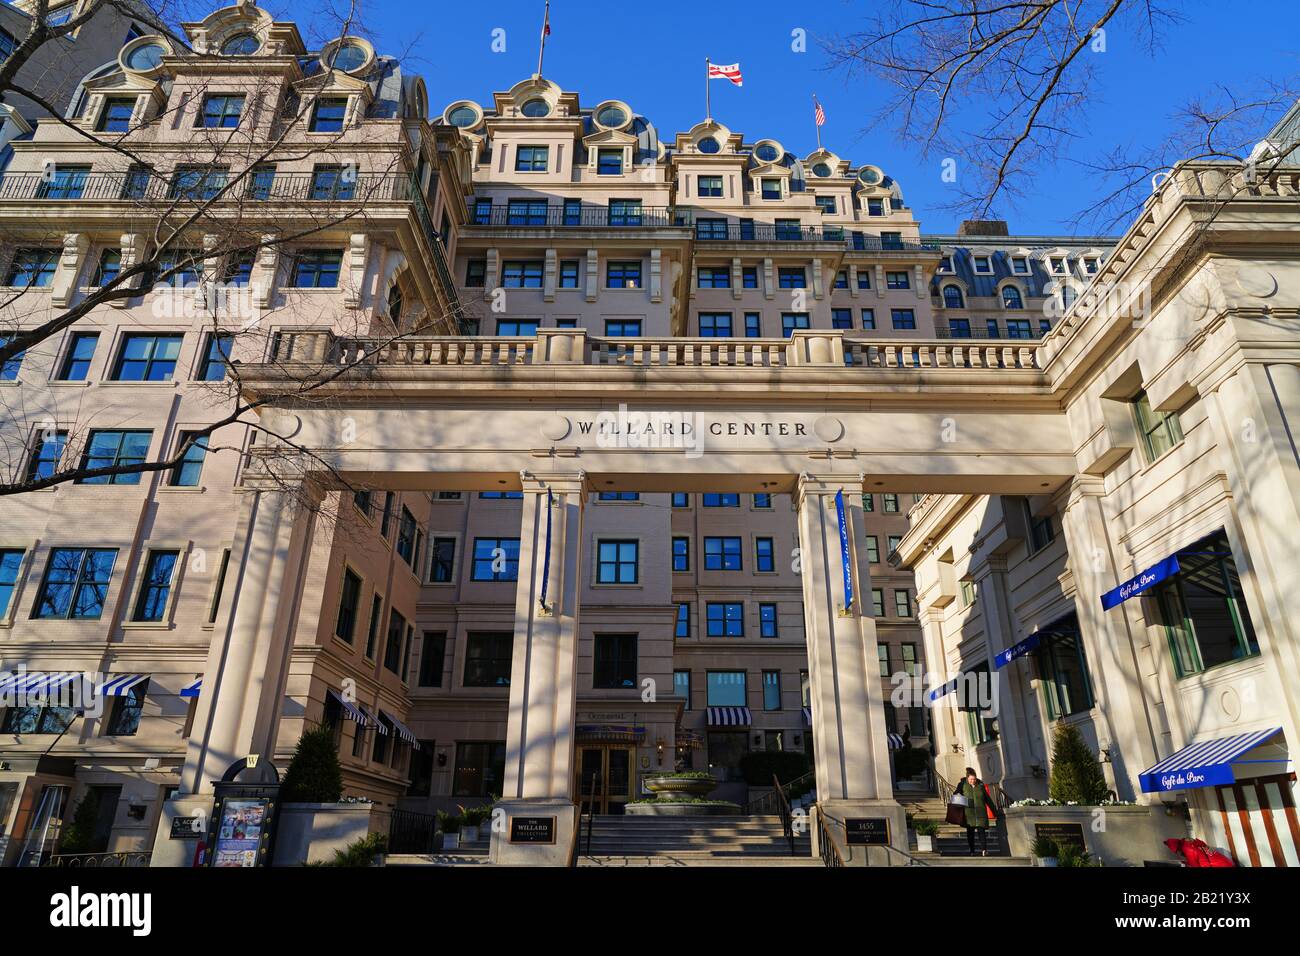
(199, 94, 243, 128)
(972, 256, 992, 274)
(745, 313, 762, 337)
(197, 333, 232, 382)
(168, 432, 208, 487)
(699, 313, 733, 336)
(310, 97, 348, 132)
(33, 548, 117, 619)
(429, 537, 456, 583)
(706, 602, 744, 637)
(605, 319, 641, 337)
(698, 175, 723, 197)
(962, 663, 998, 745)
(960, 579, 977, 607)
(597, 539, 638, 584)
(855, 308, 875, 331)
(759, 603, 778, 638)
(775, 219, 802, 240)
(611, 199, 644, 227)
(888, 534, 902, 554)
(418, 632, 446, 687)
(1010, 256, 1029, 274)
(702, 493, 738, 507)
(309, 164, 354, 200)
(674, 670, 691, 708)
(335, 567, 362, 642)
(97, 96, 136, 132)
(598, 492, 639, 501)
(132, 550, 178, 622)
(244, 163, 277, 200)
(695, 218, 728, 240)
(168, 166, 227, 200)
(1024, 500, 1055, 553)
(942, 285, 965, 309)
(882, 493, 899, 514)
(751, 493, 772, 509)
(1036, 616, 1094, 718)
(865, 536, 879, 564)
(870, 588, 884, 617)
(594, 634, 637, 688)
(815, 195, 836, 216)
(77, 430, 151, 484)
(1132, 390, 1184, 463)
(383, 608, 407, 674)
(831, 308, 852, 329)
(1002, 285, 1024, 309)
(894, 589, 912, 617)
(948, 318, 972, 338)
(499, 260, 543, 288)
(672, 492, 690, 508)
(453, 741, 507, 796)
(742, 267, 758, 288)
(0, 549, 24, 618)
(561, 198, 581, 225)
(6, 248, 58, 287)
(471, 198, 493, 224)
(506, 199, 548, 225)
(103, 681, 150, 736)
(697, 267, 730, 289)
(763, 671, 782, 710)
(515, 145, 549, 172)
(25, 430, 66, 482)
(558, 260, 580, 288)
(1154, 530, 1259, 677)
(112, 334, 181, 381)
(606, 261, 641, 288)
(777, 267, 806, 289)
(57, 333, 99, 381)
(672, 536, 690, 572)
(496, 320, 538, 337)
(465, 632, 513, 686)
(675, 602, 690, 638)
(479, 491, 523, 499)
(364, 595, 382, 659)
(781, 313, 810, 337)
(38, 165, 89, 199)
(754, 537, 775, 572)
(890, 309, 916, 330)
(396, 507, 418, 566)
(292, 250, 343, 288)
(471, 537, 520, 581)
(704, 537, 742, 571)
(878, 644, 891, 677)
(89, 249, 122, 288)
(857, 269, 871, 290)
(597, 148, 623, 175)
(153, 249, 202, 288)
(706, 671, 746, 706)
(885, 271, 910, 290)
(760, 179, 781, 200)
(863, 493, 874, 512)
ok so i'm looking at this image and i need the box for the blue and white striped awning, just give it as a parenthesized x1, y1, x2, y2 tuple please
(362, 705, 385, 734)
(801, 706, 812, 726)
(97, 674, 150, 697)
(1138, 728, 1287, 793)
(888, 733, 905, 750)
(179, 678, 202, 698)
(381, 709, 419, 747)
(328, 689, 370, 725)
(707, 706, 751, 727)
(0, 671, 87, 697)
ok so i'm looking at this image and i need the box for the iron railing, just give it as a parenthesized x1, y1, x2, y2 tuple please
(387, 808, 439, 854)
(45, 851, 152, 868)
(0, 170, 418, 203)
(471, 205, 676, 229)
(816, 809, 845, 867)
(935, 327, 1045, 341)
(770, 774, 797, 857)
(744, 769, 815, 816)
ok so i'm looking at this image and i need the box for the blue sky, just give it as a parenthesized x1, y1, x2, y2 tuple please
(279, 0, 1297, 237)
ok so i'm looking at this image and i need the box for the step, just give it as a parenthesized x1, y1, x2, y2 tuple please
(386, 853, 493, 867)
(579, 854, 822, 867)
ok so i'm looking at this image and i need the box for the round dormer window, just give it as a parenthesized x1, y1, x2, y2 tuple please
(447, 104, 480, 128)
(521, 98, 551, 117)
(595, 104, 628, 128)
(698, 137, 720, 154)
(754, 143, 780, 162)
(812, 162, 832, 177)
(329, 41, 368, 72)
(858, 166, 882, 185)
(124, 41, 167, 72)
(220, 33, 260, 56)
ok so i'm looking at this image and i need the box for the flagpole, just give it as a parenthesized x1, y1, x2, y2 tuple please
(705, 57, 711, 121)
(537, 0, 550, 77)
(813, 94, 822, 150)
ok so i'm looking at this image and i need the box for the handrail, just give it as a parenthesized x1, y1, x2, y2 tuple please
(743, 769, 815, 815)
(816, 807, 930, 867)
(815, 807, 846, 867)
(770, 773, 796, 857)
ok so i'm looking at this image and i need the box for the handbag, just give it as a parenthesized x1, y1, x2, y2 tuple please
(945, 801, 966, 827)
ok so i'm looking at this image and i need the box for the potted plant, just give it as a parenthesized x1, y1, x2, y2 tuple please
(458, 805, 490, 842)
(913, 819, 940, 853)
(1031, 834, 1059, 867)
(437, 810, 463, 850)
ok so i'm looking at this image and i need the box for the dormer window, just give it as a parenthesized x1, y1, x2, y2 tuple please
(754, 143, 779, 162)
(97, 97, 136, 133)
(124, 41, 166, 72)
(939, 256, 953, 272)
(812, 162, 832, 177)
(310, 97, 348, 132)
(815, 195, 836, 215)
(1083, 257, 1100, 274)
(867, 197, 885, 216)
(329, 41, 368, 73)
(1050, 256, 1069, 275)
(515, 145, 549, 172)
(595, 104, 628, 128)
(972, 255, 992, 274)
(698, 137, 720, 154)
(447, 105, 479, 128)
(521, 98, 550, 118)
(596, 148, 623, 175)
(46, 3, 76, 27)
(760, 178, 781, 200)
(1010, 256, 1029, 274)
(220, 33, 260, 56)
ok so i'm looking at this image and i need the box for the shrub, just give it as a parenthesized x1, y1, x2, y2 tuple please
(1056, 842, 1099, 867)
(280, 723, 344, 803)
(308, 832, 387, 867)
(437, 809, 462, 834)
(58, 791, 103, 854)
(1030, 835, 1059, 858)
(913, 819, 940, 836)
(739, 750, 810, 786)
(1047, 723, 1110, 805)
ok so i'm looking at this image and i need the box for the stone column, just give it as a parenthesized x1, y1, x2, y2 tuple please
(973, 560, 1037, 795)
(796, 474, 908, 863)
(917, 606, 963, 785)
(491, 470, 587, 865)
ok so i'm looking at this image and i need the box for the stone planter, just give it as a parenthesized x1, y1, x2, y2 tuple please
(440, 831, 460, 850)
(642, 774, 716, 798)
(1037, 856, 1058, 867)
(272, 802, 379, 867)
(916, 833, 934, 853)
(625, 802, 740, 817)
(1004, 804, 1189, 867)
(461, 824, 481, 843)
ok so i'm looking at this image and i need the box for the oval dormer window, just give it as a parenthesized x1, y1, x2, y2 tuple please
(595, 104, 627, 128)
(447, 105, 479, 128)
(858, 167, 882, 185)
(698, 137, 720, 154)
(329, 41, 368, 72)
(220, 33, 260, 56)
(812, 162, 832, 177)
(754, 143, 780, 162)
(521, 98, 550, 117)
(125, 41, 166, 72)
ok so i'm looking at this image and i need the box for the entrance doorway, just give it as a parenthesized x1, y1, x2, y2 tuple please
(577, 745, 635, 814)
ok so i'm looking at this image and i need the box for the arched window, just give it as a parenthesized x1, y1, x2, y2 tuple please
(1001, 285, 1023, 309)
(942, 285, 964, 309)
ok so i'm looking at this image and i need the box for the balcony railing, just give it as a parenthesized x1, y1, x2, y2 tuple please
(0, 171, 417, 203)
(935, 328, 1045, 341)
(471, 205, 677, 228)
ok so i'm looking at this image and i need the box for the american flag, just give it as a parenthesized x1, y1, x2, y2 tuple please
(813, 97, 826, 127)
(708, 62, 743, 87)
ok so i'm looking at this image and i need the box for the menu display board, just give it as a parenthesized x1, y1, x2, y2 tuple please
(211, 798, 271, 867)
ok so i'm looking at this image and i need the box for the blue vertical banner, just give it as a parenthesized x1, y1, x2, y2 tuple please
(538, 488, 554, 610)
(835, 489, 854, 612)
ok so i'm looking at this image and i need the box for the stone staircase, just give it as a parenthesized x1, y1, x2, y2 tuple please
(895, 792, 1032, 866)
(576, 815, 820, 867)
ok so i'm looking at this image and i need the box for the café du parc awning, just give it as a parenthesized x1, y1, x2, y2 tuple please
(1138, 727, 1288, 794)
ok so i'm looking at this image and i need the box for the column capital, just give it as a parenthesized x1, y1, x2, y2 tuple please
(518, 468, 588, 495)
(795, 471, 865, 500)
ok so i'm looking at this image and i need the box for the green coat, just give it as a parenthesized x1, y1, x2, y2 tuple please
(959, 780, 992, 828)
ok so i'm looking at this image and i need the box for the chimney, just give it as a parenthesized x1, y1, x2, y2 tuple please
(957, 220, 1009, 237)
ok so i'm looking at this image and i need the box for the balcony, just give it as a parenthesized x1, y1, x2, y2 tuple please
(469, 204, 679, 229)
(935, 327, 1046, 341)
(0, 171, 419, 203)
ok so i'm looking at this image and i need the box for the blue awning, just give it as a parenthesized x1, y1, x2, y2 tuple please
(179, 678, 202, 698)
(97, 674, 150, 697)
(707, 706, 751, 727)
(1138, 727, 1288, 793)
(328, 688, 369, 726)
(888, 733, 904, 750)
(1101, 554, 1180, 610)
(0, 672, 86, 697)
(381, 709, 419, 747)
(994, 633, 1042, 669)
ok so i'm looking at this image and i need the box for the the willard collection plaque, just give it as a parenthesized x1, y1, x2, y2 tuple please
(509, 816, 557, 844)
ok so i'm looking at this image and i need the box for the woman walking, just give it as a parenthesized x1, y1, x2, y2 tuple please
(954, 767, 998, 856)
